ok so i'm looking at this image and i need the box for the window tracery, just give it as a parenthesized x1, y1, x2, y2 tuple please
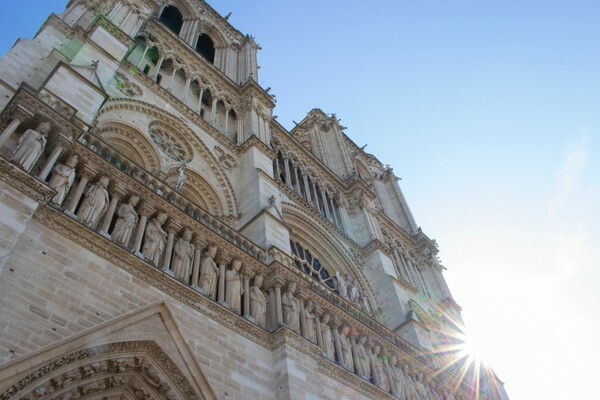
(290, 241, 335, 289)
(149, 123, 193, 163)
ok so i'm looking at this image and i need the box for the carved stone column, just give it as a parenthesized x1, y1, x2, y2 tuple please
(99, 184, 127, 237)
(293, 167, 302, 196)
(162, 222, 181, 274)
(217, 258, 227, 304)
(284, 158, 292, 187)
(37, 133, 72, 181)
(210, 98, 218, 125)
(350, 333, 360, 375)
(311, 181, 321, 211)
(0, 118, 22, 149)
(298, 293, 308, 338)
(303, 175, 313, 204)
(274, 282, 284, 326)
(191, 237, 203, 287)
(332, 320, 343, 366)
(65, 164, 96, 217)
(242, 267, 253, 320)
(133, 203, 155, 257)
(322, 191, 332, 220)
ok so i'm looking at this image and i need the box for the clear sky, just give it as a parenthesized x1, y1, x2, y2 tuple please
(1, 1, 599, 399)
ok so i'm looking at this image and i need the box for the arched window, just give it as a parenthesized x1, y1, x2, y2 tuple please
(290, 241, 335, 289)
(159, 6, 183, 36)
(196, 34, 215, 64)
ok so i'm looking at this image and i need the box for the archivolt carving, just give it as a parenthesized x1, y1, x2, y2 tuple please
(149, 120, 194, 163)
(0, 341, 203, 400)
(98, 122, 162, 173)
(96, 99, 238, 216)
(282, 203, 376, 312)
(166, 166, 223, 216)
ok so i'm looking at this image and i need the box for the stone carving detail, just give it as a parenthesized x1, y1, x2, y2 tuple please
(149, 122, 192, 163)
(48, 155, 78, 205)
(9, 122, 50, 172)
(142, 212, 168, 265)
(39, 89, 77, 119)
(77, 176, 110, 228)
(402, 364, 421, 400)
(355, 336, 371, 381)
(250, 274, 267, 327)
(112, 195, 140, 247)
(199, 245, 219, 300)
(320, 314, 335, 361)
(370, 345, 389, 391)
(114, 71, 143, 97)
(225, 259, 243, 314)
(338, 324, 353, 371)
(175, 163, 187, 191)
(303, 300, 316, 343)
(172, 229, 194, 282)
(213, 146, 238, 170)
(282, 282, 301, 334)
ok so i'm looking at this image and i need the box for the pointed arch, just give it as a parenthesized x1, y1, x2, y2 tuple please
(281, 202, 376, 311)
(0, 303, 217, 400)
(165, 167, 224, 216)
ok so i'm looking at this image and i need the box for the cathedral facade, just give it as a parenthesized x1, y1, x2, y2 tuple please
(0, 1, 509, 399)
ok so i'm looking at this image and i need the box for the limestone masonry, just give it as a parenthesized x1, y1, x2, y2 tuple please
(0, 1, 510, 399)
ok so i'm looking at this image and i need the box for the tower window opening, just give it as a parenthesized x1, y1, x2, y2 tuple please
(196, 34, 215, 64)
(159, 6, 183, 36)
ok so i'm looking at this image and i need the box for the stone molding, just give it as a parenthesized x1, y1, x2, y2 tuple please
(0, 157, 56, 203)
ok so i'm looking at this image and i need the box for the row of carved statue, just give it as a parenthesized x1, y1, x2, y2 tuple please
(1, 121, 462, 399)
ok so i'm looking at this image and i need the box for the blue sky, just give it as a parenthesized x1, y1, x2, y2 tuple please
(1, 1, 599, 398)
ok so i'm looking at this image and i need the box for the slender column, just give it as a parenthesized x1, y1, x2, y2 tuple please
(99, 185, 126, 236)
(218, 259, 226, 303)
(131, 19, 144, 37)
(311, 182, 321, 211)
(350, 334, 360, 374)
(120, 10, 133, 28)
(242, 268, 253, 319)
(197, 89, 204, 113)
(303, 175, 313, 204)
(182, 79, 192, 102)
(299, 296, 308, 338)
(269, 288, 277, 329)
(133, 203, 155, 256)
(0, 118, 22, 149)
(162, 222, 180, 273)
(108, 3, 123, 19)
(237, 118, 244, 145)
(191, 238, 203, 287)
(274, 158, 281, 181)
(152, 56, 165, 80)
(293, 168, 302, 196)
(274, 283, 283, 325)
(210, 98, 218, 124)
(137, 46, 149, 69)
(332, 321, 343, 365)
(314, 308, 324, 349)
(65, 165, 96, 216)
(329, 196, 341, 226)
(321, 190, 332, 220)
(38, 143, 66, 181)
(283, 159, 292, 187)
(167, 67, 178, 90)
(224, 108, 229, 135)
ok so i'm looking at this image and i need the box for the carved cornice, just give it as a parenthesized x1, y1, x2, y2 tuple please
(0, 157, 56, 203)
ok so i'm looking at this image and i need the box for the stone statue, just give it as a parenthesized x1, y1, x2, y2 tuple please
(282, 282, 300, 334)
(303, 300, 316, 343)
(356, 336, 372, 381)
(199, 245, 219, 300)
(320, 313, 335, 361)
(427, 381, 442, 400)
(387, 355, 404, 398)
(403, 364, 420, 400)
(175, 163, 186, 191)
(335, 271, 347, 298)
(442, 389, 457, 400)
(9, 122, 50, 172)
(77, 176, 110, 229)
(141, 212, 168, 266)
(347, 275, 359, 302)
(415, 373, 429, 400)
(48, 154, 78, 205)
(225, 259, 243, 314)
(370, 345, 390, 391)
(338, 324, 353, 371)
(111, 195, 139, 247)
(359, 289, 371, 313)
(172, 229, 194, 282)
(250, 275, 267, 327)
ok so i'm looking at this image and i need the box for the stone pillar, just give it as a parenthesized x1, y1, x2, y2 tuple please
(65, 165, 96, 216)
(108, 2, 123, 19)
(167, 67, 178, 91)
(242, 267, 253, 319)
(162, 222, 180, 274)
(152, 56, 165, 80)
(332, 320, 343, 366)
(303, 175, 313, 204)
(0, 118, 22, 149)
(299, 295, 308, 338)
(191, 237, 203, 287)
(38, 134, 72, 181)
(182, 78, 192, 101)
(133, 203, 155, 257)
(99, 184, 127, 237)
(293, 167, 302, 196)
(350, 333, 360, 374)
(273, 157, 281, 181)
(284, 158, 292, 187)
(218, 259, 226, 303)
(312, 181, 321, 212)
(136, 46, 149, 68)
(210, 98, 218, 125)
(322, 190, 332, 220)
(269, 288, 277, 329)
(274, 283, 283, 325)
(224, 108, 229, 135)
